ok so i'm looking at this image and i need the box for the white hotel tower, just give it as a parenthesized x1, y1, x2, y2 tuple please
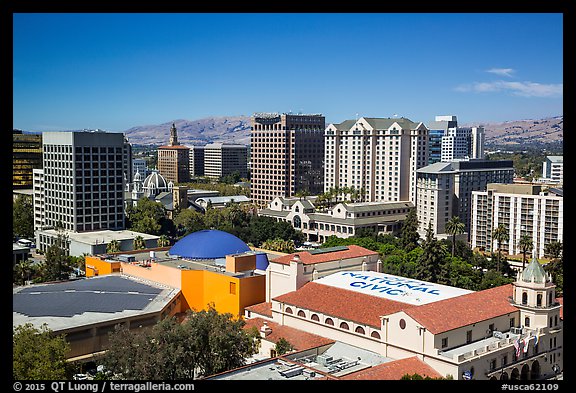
(324, 117, 429, 203)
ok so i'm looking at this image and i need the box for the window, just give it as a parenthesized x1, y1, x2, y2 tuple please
(297, 310, 306, 318)
(325, 318, 334, 326)
(311, 314, 319, 322)
(399, 319, 406, 329)
(490, 359, 497, 370)
(340, 322, 349, 330)
(371, 331, 381, 339)
(285, 307, 293, 314)
(522, 292, 528, 305)
(524, 317, 530, 327)
(355, 326, 365, 335)
(442, 337, 448, 348)
(466, 330, 473, 343)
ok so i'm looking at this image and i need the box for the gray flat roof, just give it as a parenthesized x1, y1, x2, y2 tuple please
(13, 275, 179, 332)
(38, 229, 159, 245)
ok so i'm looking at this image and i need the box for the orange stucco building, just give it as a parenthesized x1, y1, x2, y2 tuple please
(85, 248, 266, 318)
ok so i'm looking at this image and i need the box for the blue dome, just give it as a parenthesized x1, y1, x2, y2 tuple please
(169, 230, 250, 259)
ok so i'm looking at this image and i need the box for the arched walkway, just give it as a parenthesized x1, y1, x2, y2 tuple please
(530, 361, 541, 380)
(521, 364, 530, 380)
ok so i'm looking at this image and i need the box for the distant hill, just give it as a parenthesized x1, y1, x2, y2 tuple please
(463, 116, 563, 148)
(124, 116, 251, 146)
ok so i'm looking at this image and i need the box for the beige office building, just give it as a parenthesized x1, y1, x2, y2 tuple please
(250, 113, 325, 207)
(203, 142, 248, 180)
(324, 117, 429, 204)
(470, 183, 563, 258)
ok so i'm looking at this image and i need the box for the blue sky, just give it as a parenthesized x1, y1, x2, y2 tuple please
(13, 13, 563, 131)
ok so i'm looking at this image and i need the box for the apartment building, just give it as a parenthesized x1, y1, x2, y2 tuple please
(203, 142, 248, 180)
(188, 145, 205, 178)
(470, 183, 563, 258)
(415, 159, 514, 239)
(251, 113, 325, 207)
(324, 117, 429, 204)
(425, 116, 485, 164)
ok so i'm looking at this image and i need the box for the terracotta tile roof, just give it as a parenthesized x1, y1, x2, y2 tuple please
(272, 245, 379, 266)
(340, 356, 443, 380)
(243, 317, 335, 351)
(158, 145, 190, 149)
(405, 284, 517, 334)
(273, 282, 414, 328)
(245, 302, 273, 318)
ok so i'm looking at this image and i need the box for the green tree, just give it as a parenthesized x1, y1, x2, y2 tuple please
(14, 259, 34, 285)
(13, 323, 71, 380)
(274, 337, 295, 356)
(133, 235, 146, 250)
(13, 194, 34, 239)
(416, 222, 448, 283)
(544, 257, 563, 297)
(44, 230, 72, 281)
(261, 238, 296, 253)
(158, 234, 170, 247)
(399, 209, 420, 252)
(492, 223, 509, 273)
(544, 241, 563, 260)
(173, 209, 207, 236)
(126, 197, 172, 236)
(518, 234, 534, 269)
(445, 216, 465, 257)
(106, 239, 121, 254)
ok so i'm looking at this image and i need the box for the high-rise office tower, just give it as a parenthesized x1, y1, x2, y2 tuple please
(204, 143, 248, 180)
(251, 113, 325, 207)
(13, 130, 43, 189)
(189, 145, 205, 178)
(425, 116, 485, 164)
(158, 123, 190, 184)
(324, 117, 429, 203)
(33, 130, 126, 235)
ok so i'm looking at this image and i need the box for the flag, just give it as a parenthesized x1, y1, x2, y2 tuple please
(514, 339, 521, 358)
(534, 334, 539, 348)
(523, 337, 530, 353)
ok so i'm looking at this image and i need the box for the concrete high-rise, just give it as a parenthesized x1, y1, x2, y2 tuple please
(157, 123, 190, 184)
(33, 130, 126, 250)
(203, 143, 248, 180)
(188, 145, 205, 178)
(250, 113, 325, 207)
(425, 116, 485, 164)
(415, 159, 514, 239)
(324, 117, 429, 203)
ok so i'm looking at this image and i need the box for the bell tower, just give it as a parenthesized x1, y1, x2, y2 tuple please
(169, 122, 179, 146)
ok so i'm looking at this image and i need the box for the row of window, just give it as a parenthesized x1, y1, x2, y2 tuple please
(284, 306, 381, 339)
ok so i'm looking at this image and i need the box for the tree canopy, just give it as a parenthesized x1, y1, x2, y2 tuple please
(13, 323, 71, 380)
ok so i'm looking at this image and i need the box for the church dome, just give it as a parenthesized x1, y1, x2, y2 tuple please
(169, 229, 251, 259)
(133, 169, 143, 182)
(520, 256, 549, 284)
(143, 171, 168, 191)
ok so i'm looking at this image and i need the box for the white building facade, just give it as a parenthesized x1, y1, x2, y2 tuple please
(324, 117, 429, 204)
(470, 183, 563, 258)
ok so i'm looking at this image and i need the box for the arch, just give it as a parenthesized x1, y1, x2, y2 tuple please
(522, 292, 528, 305)
(510, 368, 520, 380)
(490, 376, 498, 381)
(530, 361, 541, 380)
(293, 215, 302, 229)
(520, 364, 530, 380)
(355, 326, 365, 334)
(340, 322, 349, 330)
(525, 316, 530, 327)
(285, 307, 293, 314)
(370, 331, 381, 339)
(537, 293, 543, 307)
(500, 372, 509, 380)
(311, 314, 320, 322)
(297, 310, 306, 318)
(325, 317, 334, 326)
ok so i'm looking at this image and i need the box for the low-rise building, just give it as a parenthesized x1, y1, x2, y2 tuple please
(259, 196, 412, 243)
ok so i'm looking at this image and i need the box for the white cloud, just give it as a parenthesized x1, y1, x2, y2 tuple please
(455, 80, 562, 98)
(486, 68, 515, 77)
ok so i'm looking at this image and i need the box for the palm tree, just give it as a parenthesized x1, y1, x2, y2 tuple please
(492, 224, 509, 272)
(106, 239, 121, 254)
(445, 216, 465, 257)
(158, 235, 170, 247)
(133, 235, 146, 250)
(518, 234, 534, 269)
(14, 259, 33, 285)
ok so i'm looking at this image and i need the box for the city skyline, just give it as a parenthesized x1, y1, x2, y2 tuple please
(13, 13, 563, 132)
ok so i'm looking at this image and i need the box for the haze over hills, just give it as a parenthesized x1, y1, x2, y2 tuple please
(121, 115, 563, 149)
